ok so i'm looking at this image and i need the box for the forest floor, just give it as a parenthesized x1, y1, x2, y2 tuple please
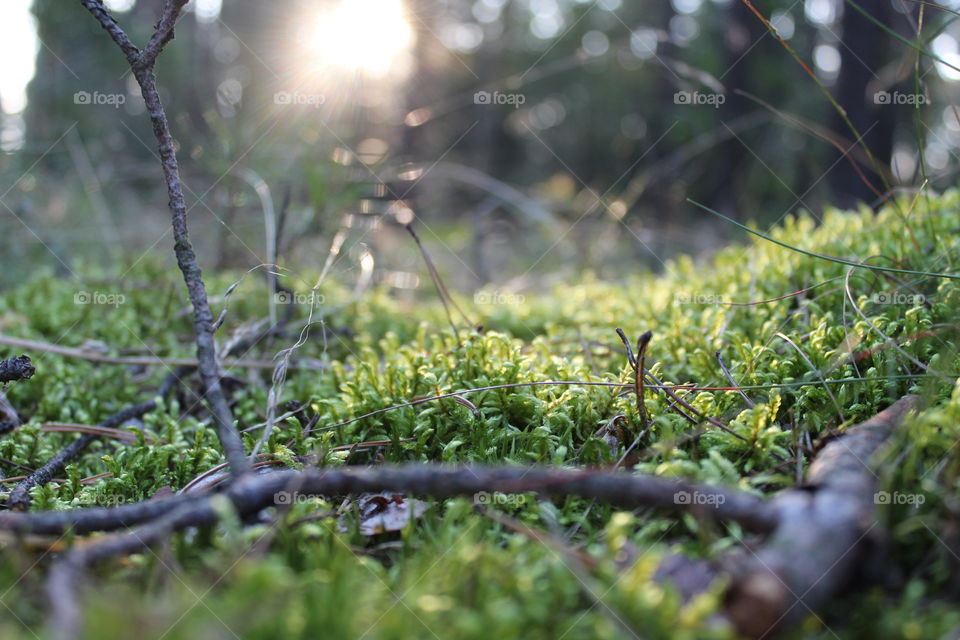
(0, 193, 959, 639)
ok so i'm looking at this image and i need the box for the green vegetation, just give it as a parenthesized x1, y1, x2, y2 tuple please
(1, 192, 959, 638)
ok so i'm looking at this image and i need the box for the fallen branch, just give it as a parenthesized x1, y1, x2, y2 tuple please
(722, 394, 921, 637)
(2, 464, 775, 536)
(646, 395, 922, 637)
(47, 500, 207, 639)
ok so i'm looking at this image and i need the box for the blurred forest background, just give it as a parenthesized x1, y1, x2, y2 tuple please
(0, 0, 957, 294)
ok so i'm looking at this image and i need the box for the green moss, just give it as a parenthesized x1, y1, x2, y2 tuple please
(1, 192, 959, 638)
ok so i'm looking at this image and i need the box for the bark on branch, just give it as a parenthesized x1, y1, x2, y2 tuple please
(2, 465, 775, 536)
(78, 0, 249, 477)
(723, 394, 921, 637)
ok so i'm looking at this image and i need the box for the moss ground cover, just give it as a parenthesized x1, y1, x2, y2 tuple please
(1, 193, 959, 638)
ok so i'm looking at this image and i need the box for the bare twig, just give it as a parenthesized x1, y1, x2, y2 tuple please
(658, 395, 922, 638)
(47, 500, 202, 639)
(29, 398, 919, 638)
(5, 464, 775, 537)
(775, 331, 845, 422)
(79, 0, 249, 477)
(406, 224, 474, 339)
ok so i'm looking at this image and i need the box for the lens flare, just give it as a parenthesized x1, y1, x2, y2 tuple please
(306, 0, 413, 78)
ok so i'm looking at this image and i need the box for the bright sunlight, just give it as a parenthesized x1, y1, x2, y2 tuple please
(305, 0, 414, 78)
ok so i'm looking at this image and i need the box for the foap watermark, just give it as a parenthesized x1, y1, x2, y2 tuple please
(274, 291, 325, 305)
(874, 491, 925, 506)
(274, 91, 325, 107)
(74, 291, 126, 307)
(74, 91, 126, 108)
(871, 292, 926, 306)
(80, 494, 129, 508)
(474, 290, 525, 306)
(674, 490, 726, 506)
(474, 90, 526, 108)
(473, 491, 530, 507)
(273, 491, 322, 506)
(674, 292, 728, 305)
(674, 91, 725, 108)
(874, 91, 929, 106)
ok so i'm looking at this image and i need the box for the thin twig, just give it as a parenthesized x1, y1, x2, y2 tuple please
(11, 463, 776, 538)
(80, 0, 249, 477)
(26, 399, 917, 638)
(406, 223, 474, 340)
(775, 332, 845, 422)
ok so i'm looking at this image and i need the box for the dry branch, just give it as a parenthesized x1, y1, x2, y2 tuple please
(3, 465, 775, 536)
(722, 394, 921, 637)
(39, 466, 775, 637)
(79, 0, 249, 478)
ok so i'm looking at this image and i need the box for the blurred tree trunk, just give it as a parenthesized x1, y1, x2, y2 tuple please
(25, 0, 129, 167)
(467, 1, 523, 284)
(712, 0, 756, 214)
(829, 1, 903, 208)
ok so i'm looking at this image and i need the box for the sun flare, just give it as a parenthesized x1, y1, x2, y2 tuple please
(306, 0, 414, 78)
